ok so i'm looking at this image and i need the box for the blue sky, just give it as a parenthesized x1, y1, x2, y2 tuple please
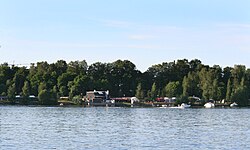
(0, 0, 250, 71)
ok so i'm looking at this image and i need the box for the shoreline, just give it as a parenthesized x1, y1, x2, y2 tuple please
(1, 102, 249, 109)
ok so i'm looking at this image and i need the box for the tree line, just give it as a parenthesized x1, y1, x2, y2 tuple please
(0, 59, 249, 106)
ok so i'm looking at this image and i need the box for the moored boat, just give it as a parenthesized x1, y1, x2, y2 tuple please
(169, 103, 191, 109)
(180, 103, 191, 108)
(204, 102, 215, 108)
(230, 102, 238, 108)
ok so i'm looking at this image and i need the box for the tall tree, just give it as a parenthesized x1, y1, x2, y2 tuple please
(165, 81, 182, 98)
(230, 77, 248, 106)
(57, 73, 76, 96)
(174, 59, 190, 81)
(135, 83, 144, 99)
(67, 60, 88, 75)
(22, 81, 30, 104)
(226, 79, 232, 101)
(182, 72, 200, 98)
(38, 82, 57, 105)
(13, 67, 28, 95)
(38, 89, 50, 105)
(55, 60, 68, 75)
(150, 82, 157, 100)
(7, 83, 16, 103)
(199, 68, 221, 100)
(109, 60, 140, 97)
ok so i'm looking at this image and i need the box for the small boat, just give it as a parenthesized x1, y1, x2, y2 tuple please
(204, 102, 215, 108)
(169, 103, 191, 109)
(230, 102, 238, 107)
(160, 104, 168, 108)
(180, 103, 191, 108)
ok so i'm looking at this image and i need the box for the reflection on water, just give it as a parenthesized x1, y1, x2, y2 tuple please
(1, 106, 250, 150)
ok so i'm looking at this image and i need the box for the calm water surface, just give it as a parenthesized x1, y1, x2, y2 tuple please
(1, 106, 250, 150)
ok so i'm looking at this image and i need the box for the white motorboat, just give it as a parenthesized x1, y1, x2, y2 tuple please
(180, 103, 191, 108)
(230, 102, 238, 107)
(204, 102, 215, 108)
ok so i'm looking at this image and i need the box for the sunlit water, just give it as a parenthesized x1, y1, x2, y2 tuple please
(1, 106, 250, 150)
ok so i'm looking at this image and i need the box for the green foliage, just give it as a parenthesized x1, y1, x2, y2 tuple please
(57, 73, 75, 96)
(0, 59, 250, 106)
(165, 81, 181, 97)
(38, 82, 47, 93)
(71, 95, 82, 105)
(226, 79, 232, 101)
(13, 67, 28, 95)
(0, 83, 6, 95)
(38, 89, 57, 105)
(59, 86, 68, 97)
(150, 82, 157, 100)
(199, 68, 221, 100)
(38, 89, 50, 105)
(22, 81, 30, 104)
(67, 60, 87, 74)
(135, 83, 144, 99)
(182, 72, 200, 97)
(231, 86, 248, 107)
(108, 60, 139, 97)
(22, 81, 30, 97)
(7, 83, 16, 103)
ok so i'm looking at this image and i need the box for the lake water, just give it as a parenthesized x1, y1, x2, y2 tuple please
(1, 106, 250, 150)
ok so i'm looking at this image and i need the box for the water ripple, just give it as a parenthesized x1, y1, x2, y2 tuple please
(1, 106, 250, 149)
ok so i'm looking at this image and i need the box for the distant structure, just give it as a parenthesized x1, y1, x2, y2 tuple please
(84, 90, 114, 106)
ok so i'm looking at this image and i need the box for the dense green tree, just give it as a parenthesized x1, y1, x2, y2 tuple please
(59, 86, 68, 97)
(150, 82, 157, 100)
(88, 62, 110, 90)
(68, 75, 91, 99)
(55, 60, 68, 75)
(28, 63, 39, 95)
(199, 68, 221, 100)
(109, 60, 140, 97)
(165, 81, 182, 98)
(244, 69, 250, 99)
(174, 59, 190, 81)
(57, 73, 76, 96)
(189, 59, 202, 71)
(38, 82, 47, 93)
(7, 83, 16, 103)
(88, 62, 108, 79)
(135, 82, 144, 99)
(38, 89, 50, 105)
(231, 86, 248, 106)
(22, 81, 30, 104)
(226, 79, 232, 101)
(67, 60, 88, 75)
(222, 67, 232, 84)
(0, 63, 12, 95)
(13, 67, 28, 95)
(0, 83, 6, 95)
(0, 59, 250, 106)
(211, 79, 219, 100)
(38, 83, 57, 105)
(182, 72, 201, 97)
(231, 65, 246, 91)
